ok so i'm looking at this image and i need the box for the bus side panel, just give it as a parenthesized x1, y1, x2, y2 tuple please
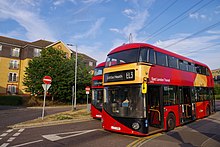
(163, 105, 180, 130)
(102, 110, 145, 136)
(195, 101, 209, 119)
(91, 104, 102, 119)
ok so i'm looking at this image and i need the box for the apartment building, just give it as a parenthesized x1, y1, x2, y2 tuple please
(0, 36, 96, 95)
(212, 68, 220, 84)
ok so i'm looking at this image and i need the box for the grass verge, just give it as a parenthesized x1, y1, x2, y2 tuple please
(12, 109, 91, 128)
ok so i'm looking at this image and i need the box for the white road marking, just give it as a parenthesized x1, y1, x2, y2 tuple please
(6, 129, 13, 133)
(13, 133, 20, 137)
(0, 143, 9, 147)
(18, 129, 24, 133)
(7, 137, 16, 142)
(11, 140, 43, 147)
(42, 129, 100, 142)
(0, 133, 8, 137)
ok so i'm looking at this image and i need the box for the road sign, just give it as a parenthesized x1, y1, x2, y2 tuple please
(42, 84, 51, 91)
(43, 76, 52, 84)
(85, 86, 90, 91)
(85, 86, 90, 94)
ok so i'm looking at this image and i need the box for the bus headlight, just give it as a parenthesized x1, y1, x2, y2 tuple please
(132, 122, 140, 130)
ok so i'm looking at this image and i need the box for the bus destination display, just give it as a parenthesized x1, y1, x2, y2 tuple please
(104, 70, 135, 82)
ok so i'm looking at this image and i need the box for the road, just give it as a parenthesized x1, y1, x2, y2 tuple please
(0, 101, 220, 147)
(0, 105, 85, 131)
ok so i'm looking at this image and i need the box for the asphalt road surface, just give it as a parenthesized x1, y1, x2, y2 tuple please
(0, 105, 85, 131)
(0, 101, 220, 147)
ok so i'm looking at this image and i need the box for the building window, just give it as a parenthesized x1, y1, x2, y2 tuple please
(89, 61, 93, 67)
(0, 44, 2, 51)
(34, 48, 41, 57)
(7, 85, 17, 94)
(9, 60, 19, 69)
(8, 72, 18, 82)
(11, 48, 20, 57)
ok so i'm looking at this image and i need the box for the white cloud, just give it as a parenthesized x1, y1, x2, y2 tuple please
(189, 12, 207, 20)
(78, 43, 108, 64)
(154, 35, 220, 69)
(207, 30, 220, 34)
(109, 28, 121, 33)
(0, 0, 55, 41)
(123, 9, 136, 19)
(53, 0, 77, 6)
(73, 17, 105, 39)
(110, 0, 154, 43)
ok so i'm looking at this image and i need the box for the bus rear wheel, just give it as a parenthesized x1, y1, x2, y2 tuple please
(167, 113, 176, 131)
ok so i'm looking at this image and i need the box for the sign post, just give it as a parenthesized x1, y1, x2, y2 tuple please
(72, 86, 74, 111)
(85, 86, 90, 112)
(42, 76, 52, 120)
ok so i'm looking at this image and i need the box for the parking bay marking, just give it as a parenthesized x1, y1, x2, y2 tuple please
(42, 129, 101, 142)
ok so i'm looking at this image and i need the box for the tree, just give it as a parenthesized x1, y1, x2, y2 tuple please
(23, 47, 92, 102)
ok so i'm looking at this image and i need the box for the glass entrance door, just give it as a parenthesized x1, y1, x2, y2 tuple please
(147, 85, 163, 133)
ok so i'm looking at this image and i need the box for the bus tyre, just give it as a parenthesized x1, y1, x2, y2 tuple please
(167, 113, 176, 131)
(206, 106, 210, 116)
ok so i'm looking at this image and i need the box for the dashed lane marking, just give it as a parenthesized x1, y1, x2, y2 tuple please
(0, 133, 8, 137)
(0, 143, 9, 147)
(7, 137, 16, 142)
(12, 133, 20, 137)
(18, 129, 24, 133)
(0, 129, 25, 147)
(6, 130, 13, 133)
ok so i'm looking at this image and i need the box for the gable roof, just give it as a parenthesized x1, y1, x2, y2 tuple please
(0, 36, 28, 47)
(31, 39, 53, 47)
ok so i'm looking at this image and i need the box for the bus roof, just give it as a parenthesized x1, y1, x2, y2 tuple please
(95, 62, 105, 68)
(108, 43, 208, 68)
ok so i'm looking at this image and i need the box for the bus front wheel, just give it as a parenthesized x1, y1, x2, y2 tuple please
(167, 113, 176, 131)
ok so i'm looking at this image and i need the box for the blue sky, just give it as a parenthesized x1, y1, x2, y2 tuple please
(0, 0, 220, 69)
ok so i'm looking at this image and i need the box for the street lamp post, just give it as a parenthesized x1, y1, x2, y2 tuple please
(67, 44, 77, 111)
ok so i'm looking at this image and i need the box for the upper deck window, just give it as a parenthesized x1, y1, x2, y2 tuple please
(156, 52, 168, 66)
(168, 56, 178, 69)
(106, 49, 139, 67)
(94, 66, 104, 76)
(139, 48, 149, 62)
(179, 60, 188, 71)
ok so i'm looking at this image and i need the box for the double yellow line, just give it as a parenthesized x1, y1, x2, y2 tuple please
(127, 133, 162, 147)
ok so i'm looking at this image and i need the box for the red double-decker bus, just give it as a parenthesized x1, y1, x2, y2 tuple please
(91, 62, 105, 119)
(102, 43, 215, 136)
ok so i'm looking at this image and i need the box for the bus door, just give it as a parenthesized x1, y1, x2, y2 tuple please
(179, 87, 193, 123)
(147, 85, 163, 132)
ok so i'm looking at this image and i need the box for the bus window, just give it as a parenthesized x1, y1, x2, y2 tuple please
(163, 86, 177, 106)
(106, 49, 139, 67)
(168, 56, 178, 69)
(156, 52, 168, 66)
(149, 49, 156, 64)
(139, 48, 149, 62)
(179, 60, 188, 71)
(206, 68, 210, 76)
(188, 63, 195, 72)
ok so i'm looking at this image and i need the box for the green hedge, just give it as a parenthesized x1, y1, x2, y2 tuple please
(0, 96, 23, 106)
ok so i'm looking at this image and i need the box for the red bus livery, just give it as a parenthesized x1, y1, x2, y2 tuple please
(91, 62, 105, 119)
(102, 43, 215, 136)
